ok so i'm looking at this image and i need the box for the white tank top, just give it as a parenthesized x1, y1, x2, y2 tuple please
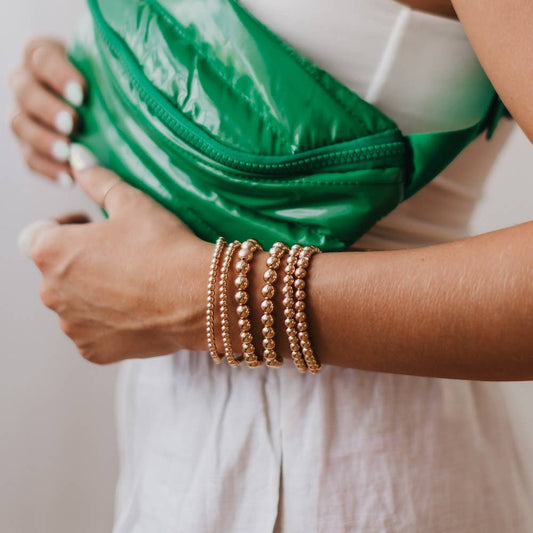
(112, 3, 529, 533)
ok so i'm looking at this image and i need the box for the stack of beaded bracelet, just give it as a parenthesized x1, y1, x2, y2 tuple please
(206, 237, 322, 373)
(261, 242, 290, 368)
(235, 239, 264, 368)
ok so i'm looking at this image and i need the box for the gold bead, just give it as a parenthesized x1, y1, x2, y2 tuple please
(294, 278, 306, 290)
(296, 321, 308, 332)
(262, 284, 275, 299)
(284, 318, 296, 328)
(235, 275, 249, 290)
(263, 268, 277, 284)
(237, 305, 250, 318)
(262, 326, 275, 339)
(261, 313, 274, 327)
(295, 311, 306, 322)
(297, 256, 310, 268)
(238, 318, 251, 332)
(287, 332, 299, 343)
(303, 245, 319, 254)
(240, 331, 253, 343)
(285, 262, 296, 274)
(266, 255, 280, 269)
(261, 300, 274, 313)
(282, 297, 295, 307)
(238, 248, 253, 262)
(236, 260, 250, 274)
(302, 347, 313, 357)
(284, 308, 295, 319)
(289, 342, 300, 352)
(263, 337, 275, 350)
(263, 348, 276, 360)
(235, 291, 248, 304)
(295, 300, 305, 311)
(295, 289, 306, 301)
(272, 242, 289, 256)
(300, 339, 311, 350)
(243, 343, 256, 354)
(294, 267, 306, 279)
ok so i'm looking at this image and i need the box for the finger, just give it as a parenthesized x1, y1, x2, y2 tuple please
(11, 67, 77, 136)
(25, 38, 86, 106)
(70, 144, 137, 215)
(17, 219, 58, 258)
(11, 110, 71, 164)
(19, 143, 73, 186)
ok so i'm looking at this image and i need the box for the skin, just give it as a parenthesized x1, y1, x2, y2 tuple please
(9, 0, 533, 380)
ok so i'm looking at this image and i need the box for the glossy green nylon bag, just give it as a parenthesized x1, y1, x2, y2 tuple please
(69, 0, 510, 251)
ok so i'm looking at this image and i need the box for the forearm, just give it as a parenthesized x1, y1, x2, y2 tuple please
(451, 0, 533, 141)
(217, 221, 533, 381)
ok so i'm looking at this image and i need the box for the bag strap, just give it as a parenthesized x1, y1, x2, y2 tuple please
(404, 92, 511, 199)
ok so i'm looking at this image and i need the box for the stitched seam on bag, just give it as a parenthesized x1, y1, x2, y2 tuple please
(142, 0, 293, 152)
(95, 42, 405, 180)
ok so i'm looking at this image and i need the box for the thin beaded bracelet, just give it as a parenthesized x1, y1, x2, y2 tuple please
(206, 236, 227, 364)
(282, 244, 308, 373)
(235, 239, 264, 368)
(294, 246, 322, 374)
(219, 240, 243, 367)
(260, 242, 290, 368)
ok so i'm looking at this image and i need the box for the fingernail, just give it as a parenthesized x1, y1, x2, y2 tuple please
(51, 140, 70, 162)
(55, 110, 74, 135)
(18, 219, 58, 258)
(57, 171, 74, 188)
(64, 81, 84, 107)
(70, 143, 97, 171)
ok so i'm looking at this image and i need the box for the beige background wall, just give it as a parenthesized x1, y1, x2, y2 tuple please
(0, 2, 531, 532)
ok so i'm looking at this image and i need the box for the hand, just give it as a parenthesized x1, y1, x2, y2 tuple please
(22, 145, 214, 365)
(9, 37, 86, 187)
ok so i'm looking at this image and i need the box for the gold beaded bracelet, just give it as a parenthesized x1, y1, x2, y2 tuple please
(294, 246, 322, 374)
(219, 240, 243, 367)
(207, 235, 322, 374)
(206, 236, 227, 364)
(260, 242, 290, 368)
(235, 239, 263, 368)
(282, 244, 308, 373)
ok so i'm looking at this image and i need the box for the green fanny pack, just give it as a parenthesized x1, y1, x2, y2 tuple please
(69, 0, 510, 251)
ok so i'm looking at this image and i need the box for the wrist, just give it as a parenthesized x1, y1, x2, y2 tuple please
(163, 239, 215, 353)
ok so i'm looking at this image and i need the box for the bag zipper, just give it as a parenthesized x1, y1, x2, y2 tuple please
(88, 0, 407, 176)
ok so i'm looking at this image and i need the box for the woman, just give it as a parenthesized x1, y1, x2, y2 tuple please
(9, 0, 533, 531)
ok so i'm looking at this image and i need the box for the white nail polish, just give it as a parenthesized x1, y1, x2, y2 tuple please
(70, 143, 98, 171)
(57, 171, 74, 188)
(55, 110, 74, 135)
(18, 219, 59, 258)
(64, 81, 84, 107)
(51, 140, 70, 162)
